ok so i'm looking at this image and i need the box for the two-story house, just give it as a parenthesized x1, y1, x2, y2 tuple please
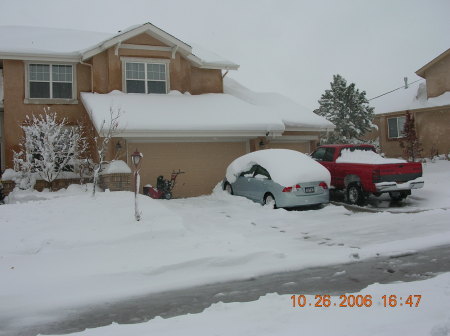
(0, 23, 334, 197)
(370, 48, 450, 158)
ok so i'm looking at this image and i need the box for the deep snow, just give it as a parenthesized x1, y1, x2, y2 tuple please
(0, 160, 449, 334)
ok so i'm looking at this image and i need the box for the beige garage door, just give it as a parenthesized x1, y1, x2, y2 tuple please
(130, 142, 247, 198)
(267, 141, 311, 153)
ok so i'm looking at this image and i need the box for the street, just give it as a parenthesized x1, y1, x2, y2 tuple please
(7, 243, 450, 336)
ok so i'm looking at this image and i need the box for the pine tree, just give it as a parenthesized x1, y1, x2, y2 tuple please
(314, 74, 374, 144)
(399, 111, 422, 161)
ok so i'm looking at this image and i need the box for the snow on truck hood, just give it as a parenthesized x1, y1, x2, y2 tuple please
(336, 149, 406, 164)
(226, 149, 331, 187)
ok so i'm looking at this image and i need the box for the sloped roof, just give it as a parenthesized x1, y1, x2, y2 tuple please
(371, 80, 450, 115)
(416, 48, 450, 78)
(0, 23, 239, 70)
(81, 90, 285, 137)
(223, 77, 334, 130)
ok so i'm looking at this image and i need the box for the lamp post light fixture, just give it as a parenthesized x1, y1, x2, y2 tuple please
(131, 149, 143, 221)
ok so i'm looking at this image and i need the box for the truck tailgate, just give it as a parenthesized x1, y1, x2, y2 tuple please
(376, 162, 422, 183)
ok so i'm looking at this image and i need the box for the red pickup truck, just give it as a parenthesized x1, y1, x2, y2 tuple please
(310, 144, 424, 205)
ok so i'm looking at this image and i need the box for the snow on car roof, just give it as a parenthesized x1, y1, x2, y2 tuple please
(336, 149, 406, 164)
(226, 149, 331, 187)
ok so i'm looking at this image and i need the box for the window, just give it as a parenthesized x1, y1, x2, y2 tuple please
(387, 116, 406, 139)
(28, 64, 74, 99)
(124, 59, 169, 94)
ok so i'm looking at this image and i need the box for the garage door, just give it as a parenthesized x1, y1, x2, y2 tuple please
(267, 141, 311, 153)
(129, 142, 247, 198)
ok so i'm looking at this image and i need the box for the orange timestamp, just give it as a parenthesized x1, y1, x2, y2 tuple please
(291, 294, 422, 308)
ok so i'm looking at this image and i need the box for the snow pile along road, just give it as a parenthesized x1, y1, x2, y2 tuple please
(45, 272, 450, 336)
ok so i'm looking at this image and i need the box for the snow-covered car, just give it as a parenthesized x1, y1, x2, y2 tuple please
(223, 149, 331, 208)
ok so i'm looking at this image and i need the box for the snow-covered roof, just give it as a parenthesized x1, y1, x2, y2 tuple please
(81, 90, 285, 137)
(0, 24, 239, 70)
(371, 80, 450, 115)
(224, 77, 334, 130)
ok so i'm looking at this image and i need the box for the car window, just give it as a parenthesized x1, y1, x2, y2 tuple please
(240, 165, 258, 177)
(311, 147, 326, 160)
(254, 174, 269, 180)
(253, 165, 271, 179)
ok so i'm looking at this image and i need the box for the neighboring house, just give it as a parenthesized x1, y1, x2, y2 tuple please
(370, 48, 450, 158)
(0, 23, 334, 197)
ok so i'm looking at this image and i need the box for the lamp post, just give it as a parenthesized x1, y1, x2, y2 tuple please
(131, 149, 143, 221)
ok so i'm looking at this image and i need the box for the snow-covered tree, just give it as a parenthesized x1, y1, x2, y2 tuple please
(13, 110, 87, 190)
(314, 74, 374, 144)
(399, 111, 422, 161)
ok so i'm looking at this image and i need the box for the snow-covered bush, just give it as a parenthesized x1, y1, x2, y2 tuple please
(13, 111, 88, 190)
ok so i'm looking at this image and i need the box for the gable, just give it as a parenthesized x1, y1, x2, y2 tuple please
(123, 32, 171, 48)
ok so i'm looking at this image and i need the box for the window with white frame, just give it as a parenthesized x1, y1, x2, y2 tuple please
(387, 116, 406, 139)
(124, 60, 168, 94)
(28, 64, 73, 99)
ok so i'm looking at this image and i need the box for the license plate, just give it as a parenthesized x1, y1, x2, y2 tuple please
(304, 187, 315, 193)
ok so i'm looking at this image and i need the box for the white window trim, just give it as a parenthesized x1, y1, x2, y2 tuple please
(24, 62, 78, 104)
(121, 57, 170, 94)
(387, 116, 406, 139)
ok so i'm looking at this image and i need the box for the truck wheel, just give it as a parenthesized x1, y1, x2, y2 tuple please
(346, 183, 366, 206)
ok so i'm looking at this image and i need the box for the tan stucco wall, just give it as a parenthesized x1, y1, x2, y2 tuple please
(374, 107, 450, 158)
(90, 32, 222, 95)
(267, 142, 311, 153)
(128, 142, 247, 197)
(2, 60, 93, 168)
(423, 53, 450, 98)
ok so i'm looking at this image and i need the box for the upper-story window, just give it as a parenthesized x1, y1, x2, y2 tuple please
(28, 64, 74, 99)
(123, 58, 169, 94)
(387, 116, 406, 139)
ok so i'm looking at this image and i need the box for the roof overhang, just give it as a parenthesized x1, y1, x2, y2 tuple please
(0, 52, 79, 62)
(416, 48, 450, 78)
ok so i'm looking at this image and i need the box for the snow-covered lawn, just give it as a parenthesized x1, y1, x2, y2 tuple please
(0, 160, 449, 333)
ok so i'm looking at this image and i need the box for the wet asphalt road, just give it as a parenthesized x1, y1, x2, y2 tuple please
(5, 243, 450, 336)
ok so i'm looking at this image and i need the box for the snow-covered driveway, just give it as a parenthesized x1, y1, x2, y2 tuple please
(0, 160, 449, 333)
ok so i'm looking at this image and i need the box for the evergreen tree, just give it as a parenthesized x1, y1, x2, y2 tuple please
(399, 111, 422, 161)
(314, 74, 374, 144)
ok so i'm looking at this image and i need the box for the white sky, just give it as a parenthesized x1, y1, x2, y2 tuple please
(1, 0, 449, 109)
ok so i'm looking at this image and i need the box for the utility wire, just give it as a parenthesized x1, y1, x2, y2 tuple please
(368, 79, 422, 101)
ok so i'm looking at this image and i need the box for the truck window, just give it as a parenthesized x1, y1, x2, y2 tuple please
(311, 147, 326, 161)
(323, 148, 335, 161)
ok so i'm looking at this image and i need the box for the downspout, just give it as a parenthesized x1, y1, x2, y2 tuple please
(79, 60, 94, 93)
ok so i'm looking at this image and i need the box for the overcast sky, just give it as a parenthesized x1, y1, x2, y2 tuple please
(1, 0, 449, 109)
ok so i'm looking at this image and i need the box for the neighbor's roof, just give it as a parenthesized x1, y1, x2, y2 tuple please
(371, 79, 450, 115)
(224, 77, 334, 130)
(416, 48, 450, 78)
(81, 90, 285, 137)
(0, 23, 239, 70)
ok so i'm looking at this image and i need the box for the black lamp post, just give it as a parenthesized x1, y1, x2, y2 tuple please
(131, 149, 143, 221)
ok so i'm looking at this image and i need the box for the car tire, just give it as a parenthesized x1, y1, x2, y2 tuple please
(263, 193, 277, 209)
(346, 183, 366, 206)
(224, 182, 233, 195)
